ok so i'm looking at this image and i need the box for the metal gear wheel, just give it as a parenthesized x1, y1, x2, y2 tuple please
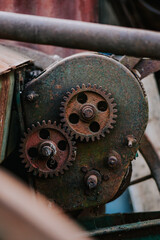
(19, 120, 76, 178)
(60, 84, 117, 141)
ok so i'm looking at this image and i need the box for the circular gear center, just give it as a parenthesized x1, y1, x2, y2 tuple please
(80, 104, 95, 121)
(60, 84, 117, 141)
(20, 121, 76, 178)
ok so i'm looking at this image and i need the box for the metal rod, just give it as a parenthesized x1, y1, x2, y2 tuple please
(0, 12, 160, 59)
(88, 218, 160, 237)
(129, 174, 152, 186)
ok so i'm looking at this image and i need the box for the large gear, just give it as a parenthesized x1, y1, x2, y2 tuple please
(60, 84, 117, 141)
(20, 120, 76, 178)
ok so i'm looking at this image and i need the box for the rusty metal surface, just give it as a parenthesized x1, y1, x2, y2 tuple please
(21, 52, 148, 210)
(0, 45, 32, 75)
(60, 84, 117, 141)
(0, 12, 160, 59)
(0, 168, 91, 240)
(140, 134, 160, 191)
(20, 120, 76, 178)
(0, 0, 98, 57)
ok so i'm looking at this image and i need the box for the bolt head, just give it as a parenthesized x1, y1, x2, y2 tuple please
(87, 175, 98, 189)
(81, 105, 95, 121)
(41, 146, 53, 157)
(108, 156, 118, 169)
(39, 141, 56, 158)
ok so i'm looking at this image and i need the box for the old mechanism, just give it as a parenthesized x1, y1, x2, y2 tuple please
(18, 51, 148, 210)
(1, 10, 160, 240)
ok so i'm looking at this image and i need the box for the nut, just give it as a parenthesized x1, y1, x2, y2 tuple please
(86, 175, 98, 189)
(107, 156, 119, 169)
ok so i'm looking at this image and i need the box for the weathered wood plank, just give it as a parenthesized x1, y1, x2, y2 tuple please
(0, 72, 15, 162)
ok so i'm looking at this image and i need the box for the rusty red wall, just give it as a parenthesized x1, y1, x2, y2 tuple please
(0, 0, 98, 57)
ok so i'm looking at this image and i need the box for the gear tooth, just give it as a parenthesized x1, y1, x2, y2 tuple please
(107, 93, 112, 97)
(109, 98, 114, 103)
(25, 162, 30, 168)
(101, 132, 105, 137)
(37, 121, 41, 126)
(42, 120, 46, 125)
(111, 120, 116, 124)
(91, 135, 95, 141)
(20, 143, 24, 148)
(72, 141, 76, 146)
(113, 109, 118, 113)
(61, 101, 65, 106)
(61, 118, 66, 123)
(48, 120, 51, 124)
(82, 84, 86, 89)
(63, 96, 67, 100)
(60, 107, 64, 111)
(113, 114, 117, 119)
(93, 84, 97, 90)
(88, 83, 91, 88)
(76, 85, 80, 90)
(67, 91, 71, 96)
(97, 135, 101, 140)
(86, 136, 89, 142)
(99, 86, 102, 90)
(80, 135, 84, 141)
(71, 87, 75, 92)
(28, 166, 34, 172)
(31, 124, 35, 129)
(53, 121, 57, 125)
(44, 173, 48, 178)
(27, 128, 31, 133)
(59, 123, 62, 128)
(112, 103, 117, 107)
(60, 113, 65, 117)
(24, 132, 27, 137)
(21, 158, 26, 163)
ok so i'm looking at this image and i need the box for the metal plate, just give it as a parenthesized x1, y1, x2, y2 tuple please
(22, 53, 148, 210)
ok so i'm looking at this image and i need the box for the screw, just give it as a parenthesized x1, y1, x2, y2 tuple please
(127, 135, 137, 148)
(86, 175, 98, 189)
(41, 145, 53, 157)
(26, 91, 39, 102)
(81, 105, 95, 121)
(39, 141, 56, 158)
(107, 156, 118, 169)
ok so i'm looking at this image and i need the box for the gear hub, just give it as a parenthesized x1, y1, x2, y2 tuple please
(20, 120, 76, 178)
(60, 84, 117, 141)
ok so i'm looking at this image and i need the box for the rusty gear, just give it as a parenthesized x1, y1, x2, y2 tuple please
(60, 84, 117, 141)
(20, 120, 76, 178)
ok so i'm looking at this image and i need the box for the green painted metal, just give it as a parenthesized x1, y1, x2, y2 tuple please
(22, 53, 148, 211)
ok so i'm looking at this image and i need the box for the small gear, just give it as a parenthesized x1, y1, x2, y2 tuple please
(60, 84, 117, 141)
(19, 120, 76, 178)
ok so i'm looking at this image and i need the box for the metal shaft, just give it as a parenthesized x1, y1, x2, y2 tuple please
(0, 11, 160, 59)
